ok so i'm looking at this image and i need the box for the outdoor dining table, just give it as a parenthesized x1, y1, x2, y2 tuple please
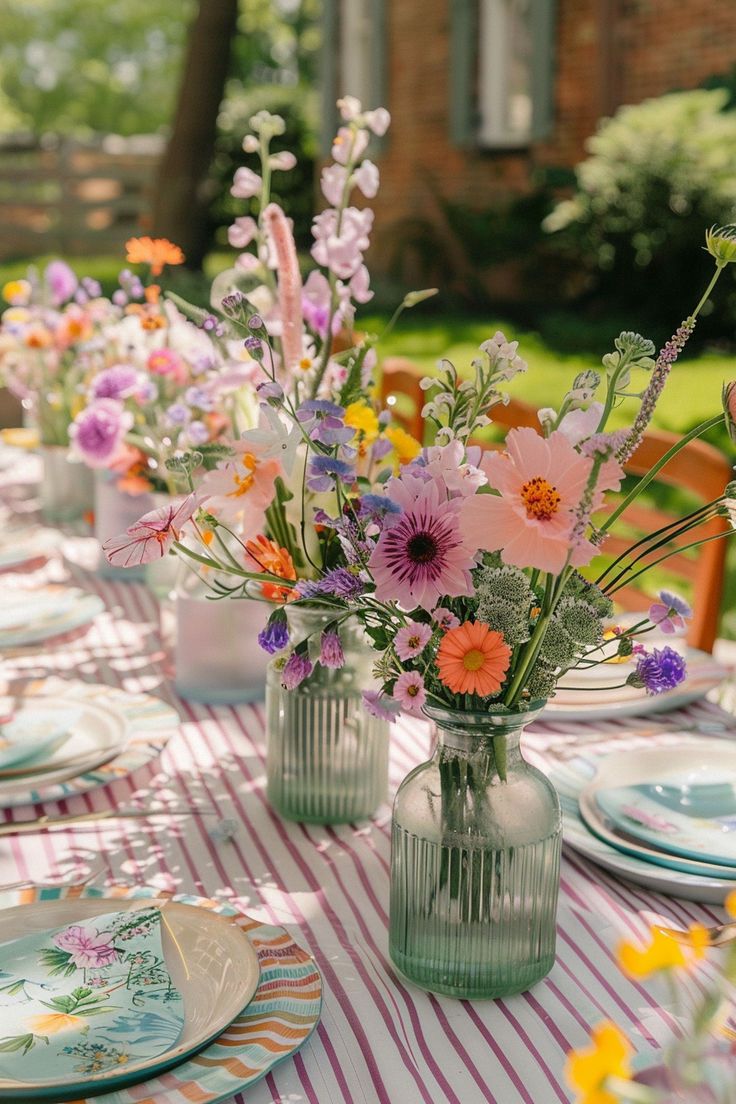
(1, 451, 734, 1104)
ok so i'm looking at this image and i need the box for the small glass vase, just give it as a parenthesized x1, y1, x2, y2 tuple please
(174, 571, 271, 704)
(94, 471, 153, 581)
(390, 703, 561, 999)
(39, 445, 94, 524)
(266, 605, 389, 824)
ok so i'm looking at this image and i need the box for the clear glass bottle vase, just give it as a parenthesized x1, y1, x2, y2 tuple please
(266, 606, 389, 824)
(390, 703, 561, 999)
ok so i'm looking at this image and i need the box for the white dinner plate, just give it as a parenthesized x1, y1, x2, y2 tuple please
(0, 528, 61, 570)
(0, 898, 260, 1098)
(0, 585, 103, 647)
(0, 694, 127, 798)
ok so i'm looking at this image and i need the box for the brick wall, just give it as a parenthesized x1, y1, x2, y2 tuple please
(368, 0, 736, 274)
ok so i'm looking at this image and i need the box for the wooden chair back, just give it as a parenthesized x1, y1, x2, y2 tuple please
(378, 367, 730, 651)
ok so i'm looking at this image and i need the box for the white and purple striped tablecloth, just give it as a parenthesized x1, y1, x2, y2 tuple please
(1, 455, 734, 1104)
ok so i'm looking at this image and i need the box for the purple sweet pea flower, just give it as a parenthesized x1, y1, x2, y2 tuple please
(648, 590, 692, 635)
(362, 690, 401, 722)
(629, 646, 687, 696)
(258, 618, 289, 654)
(90, 364, 140, 401)
(45, 260, 78, 306)
(307, 455, 354, 493)
(319, 629, 345, 669)
(281, 651, 313, 690)
(257, 381, 284, 402)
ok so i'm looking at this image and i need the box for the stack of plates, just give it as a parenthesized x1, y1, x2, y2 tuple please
(0, 585, 103, 648)
(0, 888, 322, 1101)
(549, 740, 736, 903)
(545, 644, 729, 722)
(0, 528, 61, 571)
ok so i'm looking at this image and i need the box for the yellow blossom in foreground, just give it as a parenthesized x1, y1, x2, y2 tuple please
(385, 425, 422, 465)
(725, 890, 736, 918)
(2, 279, 31, 306)
(565, 1021, 633, 1104)
(26, 1012, 83, 1035)
(344, 401, 379, 441)
(618, 924, 708, 979)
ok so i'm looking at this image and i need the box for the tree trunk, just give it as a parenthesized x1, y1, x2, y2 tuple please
(152, 0, 239, 269)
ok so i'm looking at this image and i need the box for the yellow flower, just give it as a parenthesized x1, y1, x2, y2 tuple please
(565, 1021, 632, 1104)
(344, 401, 379, 442)
(725, 890, 736, 918)
(2, 306, 31, 325)
(26, 1012, 83, 1035)
(2, 279, 31, 306)
(617, 924, 707, 979)
(384, 425, 422, 465)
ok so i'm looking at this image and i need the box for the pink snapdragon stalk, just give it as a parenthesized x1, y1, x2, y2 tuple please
(263, 202, 304, 374)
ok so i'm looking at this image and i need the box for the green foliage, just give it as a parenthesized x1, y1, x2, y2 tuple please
(0, 0, 194, 135)
(544, 89, 736, 333)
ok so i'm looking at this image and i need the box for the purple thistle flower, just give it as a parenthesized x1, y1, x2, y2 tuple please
(629, 646, 687, 696)
(321, 567, 364, 598)
(281, 651, 313, 690)
(618, 319, 696, 463)
(258, 618, 289, 654)
(90, 364, 140, 401)
(319, 629, 345, 669)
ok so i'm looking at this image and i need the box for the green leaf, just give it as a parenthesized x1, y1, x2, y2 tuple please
(0, 1034, 36, 1053)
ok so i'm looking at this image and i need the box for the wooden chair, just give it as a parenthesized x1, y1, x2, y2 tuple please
(379, 369, 730, 652)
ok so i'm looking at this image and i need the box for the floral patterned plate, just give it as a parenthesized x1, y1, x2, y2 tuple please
(0, 885, 322, 1104)
(0, 680, 177, 810)
(0, 898, 259, 1098)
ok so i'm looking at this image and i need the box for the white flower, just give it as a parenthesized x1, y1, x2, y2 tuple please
(337, 95, 363, 121)
(352, 160, 379, 198)
(364, 108, 390, 136)
(241, 404, 302, 475)
(242, 134, 259, 153)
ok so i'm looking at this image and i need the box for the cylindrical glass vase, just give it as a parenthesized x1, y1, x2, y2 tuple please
(39, 445, 94, 524)
(390, 703, 561, 999)
(266, 606, 389, 824)
(174, 572, 271, 704)
(94, 471, 153, 580)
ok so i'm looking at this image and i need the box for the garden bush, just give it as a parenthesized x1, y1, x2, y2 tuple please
(544, 89, 736, 338)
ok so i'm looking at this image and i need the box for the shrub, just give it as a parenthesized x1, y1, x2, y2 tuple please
(544, 89, 736, 337)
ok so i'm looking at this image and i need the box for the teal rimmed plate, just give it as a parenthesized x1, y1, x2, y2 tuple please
(0, 885, 322, 1104)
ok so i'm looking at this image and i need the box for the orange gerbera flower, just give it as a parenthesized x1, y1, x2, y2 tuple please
(436, 621, 511, 697)
(245, 535, 296, 601)
(125, 236, 185, 276)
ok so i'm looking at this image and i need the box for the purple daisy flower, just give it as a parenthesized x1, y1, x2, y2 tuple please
(629, 646, 687, 696)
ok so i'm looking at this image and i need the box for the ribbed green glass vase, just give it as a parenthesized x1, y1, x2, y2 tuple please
(266, 606, 389, 824)
(390, 703, 561, 999)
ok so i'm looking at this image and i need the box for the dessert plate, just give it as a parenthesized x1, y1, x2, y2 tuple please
(0, 885, 322, 1104)
(0, 898, 260, 1099)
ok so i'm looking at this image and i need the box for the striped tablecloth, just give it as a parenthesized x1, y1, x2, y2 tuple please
(1, 454, 734, 1104)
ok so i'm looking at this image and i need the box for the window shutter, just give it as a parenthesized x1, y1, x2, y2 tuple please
(450, 0, 479, 148)
(320, 0, 339, 156)
(530, 0, 557, 141)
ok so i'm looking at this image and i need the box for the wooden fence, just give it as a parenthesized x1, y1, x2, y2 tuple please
(0, 133, 165, 259)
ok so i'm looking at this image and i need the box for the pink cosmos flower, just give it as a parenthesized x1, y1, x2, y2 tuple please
(147, 348, 187, 385)
(461, 427, 595, 574)
(393, 670, 426, 716)
(431, 606, 460, 631)
(369, 473, 476, 609)
(395, 620, 433, 661)
(104, 493, 199, 568)
(54, 924, 118, 969)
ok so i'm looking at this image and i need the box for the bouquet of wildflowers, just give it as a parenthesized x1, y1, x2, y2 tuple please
(104, 100, 432, 591)
(69, 237, 256, 496)
(566, 900, 736, 1102)
(0, 260, 122, 446)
